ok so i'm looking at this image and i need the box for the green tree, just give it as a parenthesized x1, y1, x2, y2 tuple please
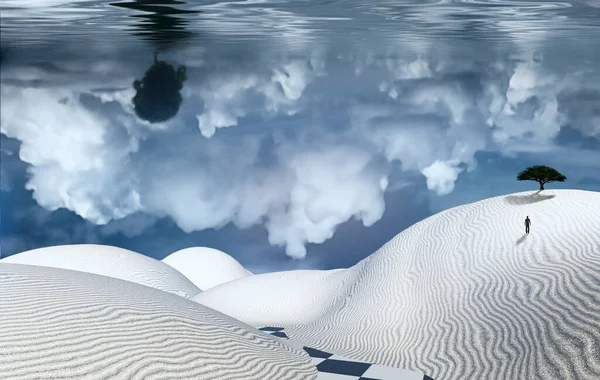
(517, 165, 566, 190)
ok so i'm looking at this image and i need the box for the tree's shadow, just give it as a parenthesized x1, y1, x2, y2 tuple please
(109, 0, 200, 51)
(516, 234, 528, 246)
(504, 190, 556, 206)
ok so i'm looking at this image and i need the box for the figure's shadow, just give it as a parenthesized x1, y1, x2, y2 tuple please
(504, 190, 555, 206)
(516, 234, 528, 246)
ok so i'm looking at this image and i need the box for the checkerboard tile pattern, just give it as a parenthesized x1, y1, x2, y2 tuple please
(259, 327, 434, 380)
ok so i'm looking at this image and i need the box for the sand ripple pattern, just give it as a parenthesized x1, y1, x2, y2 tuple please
(0, 263, 317, 380)
(280, 190, 600, 379)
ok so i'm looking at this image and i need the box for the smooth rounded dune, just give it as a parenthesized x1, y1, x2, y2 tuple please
(195, 190, 600, 380)
(193, 268, 356, 325)
(0, 244, 200, 298)
(0, 263, 317, 380)
(162, 247, 252, 291)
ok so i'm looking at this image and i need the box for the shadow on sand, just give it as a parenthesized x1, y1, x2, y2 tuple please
(504, 190, 556, 206)
(516, 234, 528, 246)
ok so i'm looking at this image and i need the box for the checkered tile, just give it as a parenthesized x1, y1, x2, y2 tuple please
(257, 326, 290, 339)
(259, 327, 434, 380)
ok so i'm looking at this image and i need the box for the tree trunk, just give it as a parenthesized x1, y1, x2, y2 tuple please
(539, 182, 545, 190)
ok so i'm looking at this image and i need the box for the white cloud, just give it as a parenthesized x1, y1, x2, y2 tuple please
(197, 109, 242, 138)
(193, 73, 259, 137)
(349, 64, 490, 196)
(421, 160, 463, 195)
(556, 72, 600, 139)
(2, 47, 599, 259)
(266, 143, 387, 258)
(385, 56, 432, 80)
(492, 60, 564, 145)
(272, 61, 312, 101)
(192, 58, 322, 138)
(0, 86, 143, 223)
(0, 72, 389, 258)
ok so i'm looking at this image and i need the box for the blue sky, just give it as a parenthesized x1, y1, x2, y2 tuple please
(1, 0, 600, 273)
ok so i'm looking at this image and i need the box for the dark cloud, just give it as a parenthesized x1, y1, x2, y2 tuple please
(558, 89, 600, 139)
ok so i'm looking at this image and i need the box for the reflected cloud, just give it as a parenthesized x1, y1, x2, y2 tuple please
(1, 0, 600, 261)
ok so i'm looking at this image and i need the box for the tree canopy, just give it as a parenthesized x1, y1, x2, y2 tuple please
(517, 165, 566, 190)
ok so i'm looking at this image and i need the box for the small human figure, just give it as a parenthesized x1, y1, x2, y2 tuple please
(524, 216, 531, 234)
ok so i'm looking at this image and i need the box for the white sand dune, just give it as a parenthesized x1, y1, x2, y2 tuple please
(194, 268, 356, 325)
(0, 263, 317, 380)
(0, 244, 200, 298)
(162, 247, 252, 291)
(260, 327, 430, 380)
(194, 190, 600, 380)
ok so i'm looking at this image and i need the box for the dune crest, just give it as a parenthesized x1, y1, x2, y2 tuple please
(162, 247, 251, 291)
(195, 190, 600, 380)
(0, 244, 200, 298)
